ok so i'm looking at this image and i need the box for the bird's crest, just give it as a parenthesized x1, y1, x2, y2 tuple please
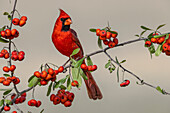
(59, 9, 70, 18)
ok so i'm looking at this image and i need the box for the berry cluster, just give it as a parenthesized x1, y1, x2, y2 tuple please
(0, 76, 20, 86)
(120, 80, 130, 87)
(28, 99, 42, 108)
(0, 29, 19, 40)
(12, 16, 27, 27)
(50, 89, 75, 107)
(11, 50, 25, 61)
(96, 29, 118, 48)
(11, 93, 26, 104)
(162, 38, 170, 56)
(80, 64, 97, 71)
(3, 65, 16, 72)
(34, 67, 64, 86)
(0, 49, 9, 59)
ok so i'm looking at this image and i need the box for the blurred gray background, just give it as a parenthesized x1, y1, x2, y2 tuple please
(1, 0, 170, 113)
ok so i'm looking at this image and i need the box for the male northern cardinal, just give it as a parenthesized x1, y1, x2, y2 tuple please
(51, 9, 102, 100)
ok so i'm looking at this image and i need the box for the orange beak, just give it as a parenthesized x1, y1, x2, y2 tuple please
(64, 18, 72, 25)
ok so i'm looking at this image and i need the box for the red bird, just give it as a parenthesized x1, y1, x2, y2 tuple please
(52, 9, 102, 100)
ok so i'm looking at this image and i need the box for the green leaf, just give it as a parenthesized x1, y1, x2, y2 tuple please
(135, 34, 139, 37)
(87, 56, 93, 66)
(115, 56, 119, 64)
(105, 61, 111, 68)
(77, 68, 82, 88)
(89, 28, 96, 32)
(156, 24, 166, 31)
(155, 45, 162, 56)
(8, 15, 11, 21)
(98, 37, 103, 49)
(28, 76, 40, 87)
(3, 12, 9, 15)
(117, 67, 119, 82)
(70, 48, 80, 57)
(73, 57, 85, 68)
(54, 75, 69, 89)
(5, 99, 12, 105)
(3, 89, 13, 95)
(40, 109, 44, 113)
(80, 69, 88, 80)
(46, 82, 53, 96)
(0, 99, 4, 107)
(28, 75, 35, 83)
(156, 86, 165, 94)
(140, 30, 147, 37)
(0, 88, 12, 91)
(59, 85, 66, 90)
(148, 44, 155, 54)
(0, 37, 9, 43)
(120, 60, 126, 64)
(153, 34, 165, 38)
(141, 26, 152, 30)
(67, 77, 72, 91)
(54, 81, 60, 89)
(3, 74, 10, 77)
(148, 32, 154, 39)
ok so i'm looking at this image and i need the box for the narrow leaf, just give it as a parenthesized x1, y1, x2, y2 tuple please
(105, 61, 111, 68)
(89, 28, 96, 32)
(8, 15, 11, 21)
(74, 57, 85, 68)
(148, 32, 154, 39)
(110, 31, 118, 34)
(87, 56, 93, 66)
(98, 37, 103, 49)
(156, 86, 164, 94)
(117, 67, 119, 82)
(40, 109, 44, 113)
(67, 77, 72, 91)
(0, 37, 9, 43)
(3, 74, 10, 77)
(46, 82, 53, 96)
(59, 85, 66, 90)
(153, 34, 165, 38)
(77, 72, 82, 88)
(3, 12, 9, 15)
(140, 30, 147, 37)
(0, 88, 12, 91)
(28, 76, 40, 87)
(155, 45, 162, 56)
(0, 100, 4, 106)
(156, 24, 166, 31)
(115, 56, 119, 64)
(135, 34, 140, 37)
(120, 60, 126, 64)
(28, 75, 35, 82)
(3, 89, 13, 95)
(70, 48, 80, 57)
(141, 26, 152, 30)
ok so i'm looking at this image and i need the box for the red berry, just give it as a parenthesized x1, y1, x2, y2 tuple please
(125, 80, 130, 86)
(80, 64, 88, 70)
(92, 65, 97, 71)
(152, 33, 159, 36)
(106, 32, 112, 39)
(0, 31, 6, 37)
(71, 80, 78, 87)
(53, 96, 61, 105)
(5, 29, 11, 37)
(103, 40, 109, 45)
(64, 101, 72, 107)
(12, 18, 20, 25)
(60, 94, 68, 104)
(67, 92, 75, 102)
(1, 49, 8, 54)
(18, 54, 24, 61)
(96, 29, 101, 36)
(120, 82, 126, 87)
(58, 66, 64, 73)
(30, 99, 37, 106)
(19, 20, 26, 27)
(45, 74, 52, 81)
(19, 96, 26, 103)
(12, 50, 18, 55)
(4, 53, 9, 59)
(3, 66, 9, 72)
(3, 80, 10, 86)
(41, 71, 47, 79)
(11, 54, 18, 61)
(87, 65, 93, 71)
(40, 80, 48, 85)
(11, 94, 16, 100)
(0, 77, 5, 83)
(53, 70, 59, 76)
(58, 89, 65, 94)
(10, 65, 16, 72)
(12, 111, 17, 113)
(18, 51, 25, 56)
(99, 36, 106, 40)
(48, 68, 54, 75)
(100, 30, 106, 37)
(111, 32, 118, 38)
(4, 106, 10, 111)
(34, 71, 41, 78)
(36, 101, 41, 107)
(145, 41, 152, 47)
(108, 41, 116, 48)
(113, 38, 118, 45)
(21, 92, 26, 97)
(0, 53, 4, 58)
(151, 38, 157, 43)
(50, 94, 56, 101)
(162, 43, 168, 51)
(20, 16, 28, 21)
(13, 77, 20, 84)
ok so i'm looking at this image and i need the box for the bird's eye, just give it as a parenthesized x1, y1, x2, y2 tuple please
(60, 18, 64, 21)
